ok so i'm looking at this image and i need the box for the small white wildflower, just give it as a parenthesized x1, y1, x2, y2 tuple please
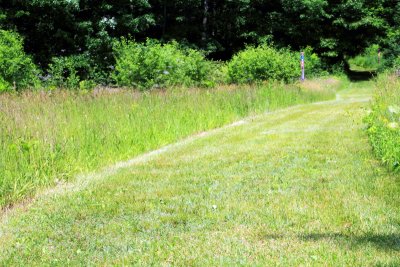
(212, 205, 217, 210)
(388, 122, 399, 129)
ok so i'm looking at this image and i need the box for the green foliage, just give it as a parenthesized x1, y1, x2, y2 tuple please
(2, 0, 397, 75)
(79, 80, 97, 91)
(393, 57, 400, 70)
(227, 44, 298, 83)
(383, 31, 400, 69)
(209, 62, 229, 85)
(0, 30, 39, 90)
(365, 74, 400, 172)
(0, 77, 10, 93)
(303, 46, 325, 76)
(380, 3, 400, 69)
(113, 39, 213, 89)
(1, 0, 155, 69)
(46, 54, 94, 89)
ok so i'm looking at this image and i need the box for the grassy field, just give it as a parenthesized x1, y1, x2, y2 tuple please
(0, 80, 399, 265)
(0, 79, 340, 208)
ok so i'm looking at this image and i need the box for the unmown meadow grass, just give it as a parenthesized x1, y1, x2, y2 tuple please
(0, 79, 340, 208)
(1, 79, 398, 266)
(366, 73, 400, 172)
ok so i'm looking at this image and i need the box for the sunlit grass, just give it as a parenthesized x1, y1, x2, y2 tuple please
(1, 80, 398, 265)
(0, 79, 339, 208)
(365, 73, 400, 172)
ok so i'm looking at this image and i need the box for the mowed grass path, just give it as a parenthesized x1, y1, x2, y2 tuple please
(1, 81, 399, 265)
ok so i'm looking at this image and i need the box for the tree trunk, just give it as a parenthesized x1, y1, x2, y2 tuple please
(202, 0, 209, 47)
(162, 0, 167, 38)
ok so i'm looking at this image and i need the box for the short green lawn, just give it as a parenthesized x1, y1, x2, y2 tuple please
(1, 81, 399, 265)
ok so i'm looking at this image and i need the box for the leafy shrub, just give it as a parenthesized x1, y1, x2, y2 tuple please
(113, 39, 213, 89)
(0, 77, 10, 93)
(365, 74, 400, 172)
(227, 44, 299, 83)
(46, 53, 95, 89)
(382, 29, 400, 70)
(392, 56, 400, 70)
(208, 61, 229, 85)
(0, 30, 40, 91)
(303, 46, 325, 76)
(79, 80, 97, 90)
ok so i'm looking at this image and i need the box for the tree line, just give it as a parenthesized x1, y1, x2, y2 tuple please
(0, 0, 399, 86)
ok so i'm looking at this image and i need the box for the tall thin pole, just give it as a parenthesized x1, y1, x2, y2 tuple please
(300, 51, 305, 81)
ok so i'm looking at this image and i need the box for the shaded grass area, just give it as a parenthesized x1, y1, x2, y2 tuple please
(349, 65, 378, 73)
(0, 81, 398, 265)
(346, 69, 377, 82)
(0, 79, 340, 208)
(347, 45, 381, 73)
(345, 60, 377, 82)
(365, 74, 400, 172)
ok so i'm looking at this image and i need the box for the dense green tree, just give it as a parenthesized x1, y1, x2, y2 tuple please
(0, 30, 39, 90)
(0, 0, 154, 64)
(0, 0, 398, 73)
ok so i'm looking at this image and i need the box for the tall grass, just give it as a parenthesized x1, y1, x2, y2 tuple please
(348, 44, 381, 72)
(365, 74, 400, 172)
(0, 81, 337, 208)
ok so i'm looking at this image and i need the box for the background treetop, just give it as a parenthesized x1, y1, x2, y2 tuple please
(0, 0, 398, 70)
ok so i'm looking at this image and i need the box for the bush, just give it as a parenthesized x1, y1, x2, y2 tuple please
(365, 74, 400, 172)
(0, 77, 10, 93)
(113, 39, 213, 89)
(79, 80, 97, 90)
(227, 44, 299, 84)
(46, 54, 95, 89)
(0, 30, 40, 91)
(392, 56, 400, 70)
(382, 29, 400, 70)
(208, 61, 229, 86)
(303, 46, 325, 76)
